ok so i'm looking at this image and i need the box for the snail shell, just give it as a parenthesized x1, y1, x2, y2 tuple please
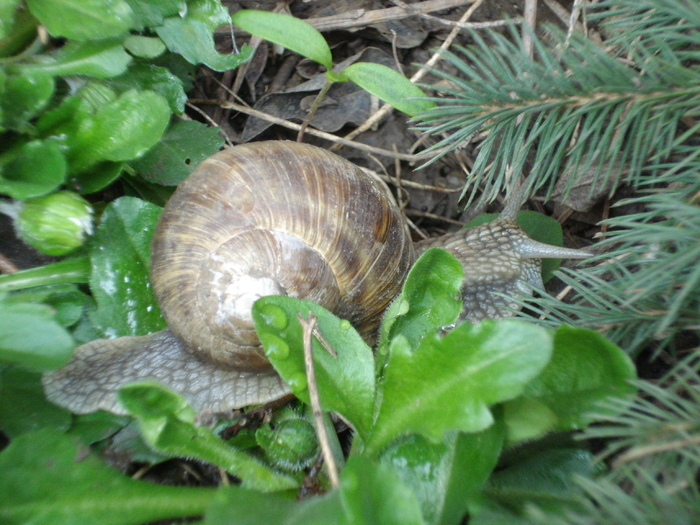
(43, 141, 591, 417)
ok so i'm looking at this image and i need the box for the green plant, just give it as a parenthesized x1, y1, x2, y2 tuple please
(0, 242, 635, 523)
(230, 10, 434, 122)
(410, 0, 700, 358)
(2, 0, 694, 523)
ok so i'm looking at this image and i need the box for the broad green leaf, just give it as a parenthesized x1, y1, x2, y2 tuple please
(69, 161, 124, 194)
(131, 119, 224, 184)
(0, 300, 74, 371)
(502, 397, 558, 445)
(77, 81, 118, 111)
(107, 63, 186, 113)
(231, 10, 333, 72)
(0, 257, 89, 293)
(380, 422, 505, 525)
(119, 381, 298, 492)
(377, 248, 463, 369)
(89, 197, 165, 338)
(1, 71, 54, 131)
(15, 40, 132, 78)
(157, 17, 254, 72)
(0, 429, 217, 525)
(67, 410, 132, 445)
(69, 89, 170, 173)
(339, 455, 425, 525)
(467, 211, 566, 282)
(343, 62, 434, 116)
(0, 139, 66, 199)
(122, 35, 166, 58)
(366, 320, 553, 455)
(0, 0, 22, 40)
(125, 0, 184, 28)
(26, 0, 134, 41)
(205, 454, 424, 524)
(520, 325, 637, 430)
(188, 0, 231, 30)
(36, 95, 90, 140)
(253, 296, 375, 441)
(0, 367, 71, 438)
(204, 486, 303, 525)
(8, 284, 88, 327)
(482, 448, 596, 516)
(0, 3, 36, 58)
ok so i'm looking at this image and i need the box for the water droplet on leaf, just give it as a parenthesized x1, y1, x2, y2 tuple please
(259, 303, 288, 330)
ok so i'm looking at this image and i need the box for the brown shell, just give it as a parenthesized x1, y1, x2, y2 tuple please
(150, 141, 416, 371)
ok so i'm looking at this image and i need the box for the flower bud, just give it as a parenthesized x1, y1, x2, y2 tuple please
(14, 191, 93, 256)
(255, 416, 319, 471)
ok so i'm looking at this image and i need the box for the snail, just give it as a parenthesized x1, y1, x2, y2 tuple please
(42, 141, 592, 417)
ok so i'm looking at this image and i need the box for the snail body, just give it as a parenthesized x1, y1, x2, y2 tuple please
(43, 141, 591, 417)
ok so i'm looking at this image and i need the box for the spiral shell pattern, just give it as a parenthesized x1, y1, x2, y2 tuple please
(150, 141, 416, 370)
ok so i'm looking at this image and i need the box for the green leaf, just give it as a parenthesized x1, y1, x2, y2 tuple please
(26, 0, 134, 41)
(380, 423, 505, 525)
(0, 71, 54, 131)
(122, 35, 166, 58)
(502, 397, 559, 445)
(205, 454, 424, 524)
(69, 89, 170, 173)
(231, 10, 333, 72)
(125, 0, 184, 29)
(118, 381, 298, 492)
(0, 257, 90, 293)
(15, 40, 132, 78)
(0, 367, 71, 438)
(483, 448, 596, 516)
(253, 296, 375, 441)
(67, 410, 131, 445)
(0, 0, 22, 41)
(377, 248, 463, 369)
(156, 17, 254, 72)
(131, 119, 224, 184)
(107, 63, 186, 114)
(366, 320, 553, 455)
(467, 211, 566, 282)
(89, 197, 165, 338)
(520, 325, 637, 430)
(187, 0, 231, 30)
(0, 299, 74, 371)
(69, 161, 125, 194)
(0, 140, 66, 199)
(0, 429, 218, 524)
(339, 455, 425, 525)
(204, 486, 302, 525)
(343, 62, 434, 116)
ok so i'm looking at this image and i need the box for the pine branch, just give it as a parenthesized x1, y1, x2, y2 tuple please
(414, 2, 700, 206)
(567, 349, 700, 524)
(514, 157, 699, 357)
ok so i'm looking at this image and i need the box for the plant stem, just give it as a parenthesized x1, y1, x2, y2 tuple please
(297, 77, 334, 142)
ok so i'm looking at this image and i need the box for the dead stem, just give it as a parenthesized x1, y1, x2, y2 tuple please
(297, 311, 340, 489)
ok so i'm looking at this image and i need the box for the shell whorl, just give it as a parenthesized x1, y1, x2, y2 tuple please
(150, 141, 416, 371)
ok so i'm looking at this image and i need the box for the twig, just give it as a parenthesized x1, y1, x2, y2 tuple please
(406, 209, 467, 226)
(223, 0, 476, 35)
(332, 0, 486, 148)
(613, 433, 700, 469)
(522, 0, 538, 59)
(190, 98, 442, 162)
(390, 0, 518, 29)
(185, 102, 234, 147)
(297, 312, 339, 489)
